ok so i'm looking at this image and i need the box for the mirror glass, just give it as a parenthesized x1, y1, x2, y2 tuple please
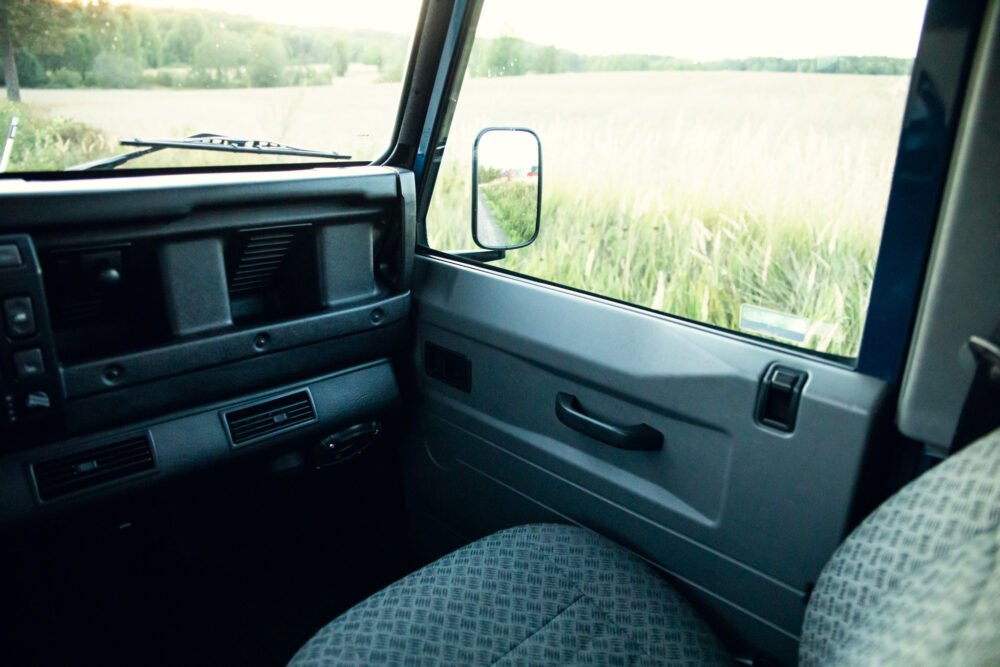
(472, 128, 541, 249)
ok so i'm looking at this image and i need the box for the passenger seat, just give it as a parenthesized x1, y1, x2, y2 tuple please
(289, 427, 1000, 666)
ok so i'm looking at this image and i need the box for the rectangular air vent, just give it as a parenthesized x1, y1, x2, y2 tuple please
(223, 390, 317, 447)
(32, 434, 155, 501)
(228, 228, 300, 295)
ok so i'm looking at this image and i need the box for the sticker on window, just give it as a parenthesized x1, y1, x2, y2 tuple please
(739, 305, 810, 343)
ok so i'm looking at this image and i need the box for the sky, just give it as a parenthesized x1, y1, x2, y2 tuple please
(105, 0, 929, 60)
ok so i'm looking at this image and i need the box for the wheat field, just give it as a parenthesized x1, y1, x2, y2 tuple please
(12, 69, 909, 355)
(427, 70, 909, 356)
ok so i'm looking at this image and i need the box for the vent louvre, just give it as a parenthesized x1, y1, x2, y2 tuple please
(228, 230, 299, 294)
(224, 391, 316, 446)
(33, 435, 155, 501)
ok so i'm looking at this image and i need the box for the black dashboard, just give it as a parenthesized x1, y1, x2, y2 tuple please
(0, 166, 414, 523)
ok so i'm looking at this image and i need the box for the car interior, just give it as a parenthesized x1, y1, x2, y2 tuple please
(1, 0, 998, 665)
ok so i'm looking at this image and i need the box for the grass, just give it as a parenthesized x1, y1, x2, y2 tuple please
(1, 102, 116, 171)
(479, 179, 539, 242)
(428, 70, 907, 357)
(5, 70, 907, 357)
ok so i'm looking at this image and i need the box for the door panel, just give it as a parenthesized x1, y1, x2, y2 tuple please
(407, 254, 889, 664)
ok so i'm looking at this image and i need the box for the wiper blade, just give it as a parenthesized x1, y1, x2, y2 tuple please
(67, 133, 352, 171)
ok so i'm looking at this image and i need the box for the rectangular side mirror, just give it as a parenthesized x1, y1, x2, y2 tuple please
(472, 127, 542, 250)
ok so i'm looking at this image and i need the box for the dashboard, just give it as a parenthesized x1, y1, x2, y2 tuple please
(0, 166, 414, 523)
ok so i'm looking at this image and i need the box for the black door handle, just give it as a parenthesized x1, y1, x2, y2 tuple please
(555, 393, 662, 451)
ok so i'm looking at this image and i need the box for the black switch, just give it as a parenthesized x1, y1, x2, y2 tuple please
(4, 296, 36, 338)
(0, 244, 22, 268)
(12, 348, 45, 379)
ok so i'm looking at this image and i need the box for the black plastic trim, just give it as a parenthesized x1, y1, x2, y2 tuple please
(62, 293, 409, 399)
(0, 167, 399, 230)
(63, 321, 406, 438)
(0, 360, 400, 525)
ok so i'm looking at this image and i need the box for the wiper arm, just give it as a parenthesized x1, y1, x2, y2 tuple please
(67, 133, 352, 171)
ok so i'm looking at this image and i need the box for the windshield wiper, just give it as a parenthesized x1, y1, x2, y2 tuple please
(67, 133, 352, 171)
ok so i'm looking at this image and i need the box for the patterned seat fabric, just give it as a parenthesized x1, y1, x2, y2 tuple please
(287, 523, 730, 666)
(800, 427, 1000, 666)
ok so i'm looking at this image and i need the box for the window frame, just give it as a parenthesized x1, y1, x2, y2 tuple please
(413, 0, 988, 382)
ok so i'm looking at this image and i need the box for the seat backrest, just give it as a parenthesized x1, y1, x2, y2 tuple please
(799, 427, 1000, 666)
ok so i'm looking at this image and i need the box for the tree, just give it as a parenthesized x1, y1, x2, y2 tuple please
(193, 31, 247, 86)
(330, 39, 349, 77)
(92, 51, 142, 88)
(484, 35, 524, 77)
(164, 13, 204, 65)
(534, 45, 560, 74)
(134, 12, 163, 68)
(247, 33, 287, 87)
(0, 0, 71, 100)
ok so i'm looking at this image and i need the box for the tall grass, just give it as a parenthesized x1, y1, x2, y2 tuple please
(0, 102, 115, 171)
(428, 70, 906, 357)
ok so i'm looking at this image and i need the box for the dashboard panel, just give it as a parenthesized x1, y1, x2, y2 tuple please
(0, 166, 414, 522)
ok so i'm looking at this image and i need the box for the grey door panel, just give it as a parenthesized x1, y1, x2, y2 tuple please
(407, 255, 888, 663)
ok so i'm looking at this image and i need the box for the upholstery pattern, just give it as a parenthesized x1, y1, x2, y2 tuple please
(800, 428, 1000, 666)
(288, 523, 730, 666)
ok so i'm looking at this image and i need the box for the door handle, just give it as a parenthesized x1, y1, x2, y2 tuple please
(555, 393, 662, 451)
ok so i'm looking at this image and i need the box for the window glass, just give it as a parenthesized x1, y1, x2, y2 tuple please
(0, 0, 419, 172)
(426, 0, 928, 357)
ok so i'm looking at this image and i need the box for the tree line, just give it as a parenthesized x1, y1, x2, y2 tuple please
(469, 36, 914, 78)
(2, 1, 914, 103)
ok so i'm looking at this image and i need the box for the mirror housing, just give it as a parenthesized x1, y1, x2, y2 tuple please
(472, 127, 542, 250)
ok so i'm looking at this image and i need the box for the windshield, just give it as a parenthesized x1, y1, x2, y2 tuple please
(0, 0, 420, 173)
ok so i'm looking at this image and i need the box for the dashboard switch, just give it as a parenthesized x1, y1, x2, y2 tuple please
(25, 391, 51, 410)
(13, 348, 45, 379)
(0, 244, 22, 268)
(4, 296, 36, 338)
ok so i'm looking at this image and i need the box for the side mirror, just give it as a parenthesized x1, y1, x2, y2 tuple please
(472, 127, 542, 250)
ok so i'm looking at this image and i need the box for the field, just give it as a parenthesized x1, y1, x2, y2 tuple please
(6, 69, 909, 356)
(18, 67, 400, 166)
(428, 70, 909, 356)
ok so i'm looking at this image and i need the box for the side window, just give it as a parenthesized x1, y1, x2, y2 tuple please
(425, 0, 928, 358)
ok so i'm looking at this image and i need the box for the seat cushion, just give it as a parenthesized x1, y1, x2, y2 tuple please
(288, 523, 730, 666)
(800, 427, 1000, 666)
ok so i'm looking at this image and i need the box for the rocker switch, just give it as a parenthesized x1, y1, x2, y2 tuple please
(757, 365, 807, 432)
(4, 296, 36, 338)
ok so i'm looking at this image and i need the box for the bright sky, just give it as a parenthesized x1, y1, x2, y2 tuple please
(106, 0, 928, 60)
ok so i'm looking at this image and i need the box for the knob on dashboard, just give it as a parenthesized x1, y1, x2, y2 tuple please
(98, 267, 121, 286)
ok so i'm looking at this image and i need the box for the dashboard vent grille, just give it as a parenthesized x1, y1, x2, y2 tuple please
(32, 434, 155, 501)
(228, 229, 299, 295)
(224, 390, 316, 446)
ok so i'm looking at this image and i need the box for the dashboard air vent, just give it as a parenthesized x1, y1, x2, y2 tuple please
(223, 390, 317, 446)
(228, 228, 300, 295)
(32, 434, 155, 501)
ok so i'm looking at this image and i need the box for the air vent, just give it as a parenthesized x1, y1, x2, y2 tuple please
(223, 390, 317, 447)
(228, 228, 300, 295)
(32, 434, 155, 501)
